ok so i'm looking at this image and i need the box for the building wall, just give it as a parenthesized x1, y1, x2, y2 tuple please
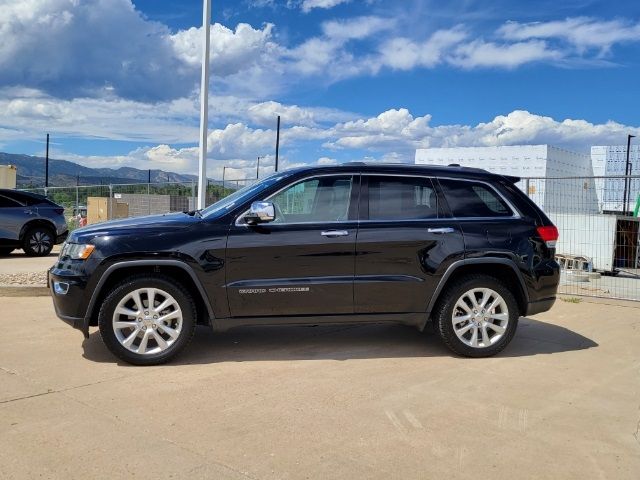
(415, 145, 598, 214)
(118, 194, 171, 217)
(591, 145, 640, 212)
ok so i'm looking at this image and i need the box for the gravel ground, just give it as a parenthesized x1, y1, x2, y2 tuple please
(0, 271, 47, 285)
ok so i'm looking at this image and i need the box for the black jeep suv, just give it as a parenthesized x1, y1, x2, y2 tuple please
(49, 164, 560, 365)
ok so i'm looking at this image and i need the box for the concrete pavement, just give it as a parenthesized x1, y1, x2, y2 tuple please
(0, 245, 60, 275)
(1, 297, 639, 479)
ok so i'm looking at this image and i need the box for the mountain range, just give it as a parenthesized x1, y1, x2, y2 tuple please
(0, 152, 197, 188)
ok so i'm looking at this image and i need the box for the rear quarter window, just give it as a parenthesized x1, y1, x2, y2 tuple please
(438, 179, 513, 218)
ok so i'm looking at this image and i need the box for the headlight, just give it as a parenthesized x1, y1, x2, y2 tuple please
(61, 243, 95, 260)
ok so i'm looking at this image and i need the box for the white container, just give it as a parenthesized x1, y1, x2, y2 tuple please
(549, 213, 640, 272)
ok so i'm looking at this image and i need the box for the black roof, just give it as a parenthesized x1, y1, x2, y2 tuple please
(283, 162, 518, 182)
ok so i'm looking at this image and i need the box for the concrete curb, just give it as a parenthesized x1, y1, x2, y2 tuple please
(0, 285, 50, 297)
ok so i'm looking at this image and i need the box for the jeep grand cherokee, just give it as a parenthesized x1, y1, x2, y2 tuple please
(49, 164, 560, 365)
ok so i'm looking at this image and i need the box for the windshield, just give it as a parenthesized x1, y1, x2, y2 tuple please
(200, 171, 290, 219)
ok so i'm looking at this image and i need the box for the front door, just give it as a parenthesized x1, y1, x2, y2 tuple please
(354, 175, 465, 314)
(225, 174, 359, 317)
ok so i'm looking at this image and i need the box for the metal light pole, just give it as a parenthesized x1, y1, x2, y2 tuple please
(275, 115, 281, 172)
(623, 134, 635, 214)
(197, 0, 211, 209)
(256, 156, 262, 179)
(222, 166, 227, 192)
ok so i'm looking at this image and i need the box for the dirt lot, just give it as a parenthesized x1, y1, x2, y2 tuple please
(1, 297, 639, 479)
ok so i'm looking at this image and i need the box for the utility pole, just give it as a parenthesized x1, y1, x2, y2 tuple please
(45, 133, 49, 188)
(222, 166, 227, 192)
(275, 115, 281, 172)
(623, 134, 636, 214)
(256, 156, 261, 179)
(197, 0, 212, 209)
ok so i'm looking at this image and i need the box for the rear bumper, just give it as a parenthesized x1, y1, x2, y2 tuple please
(56, 230, 69, 244)
(525, 297, 556, 316)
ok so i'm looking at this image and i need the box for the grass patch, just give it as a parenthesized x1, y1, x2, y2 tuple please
(561, 296, 582, 304)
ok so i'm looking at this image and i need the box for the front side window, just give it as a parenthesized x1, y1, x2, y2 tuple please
(267, 176, 353, 224)
(438, 179, 513, 217)
(367, 176, 438, 220)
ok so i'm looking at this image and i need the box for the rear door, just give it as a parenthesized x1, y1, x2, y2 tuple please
(225, 174, 359, 318)
(354, 175, 465, 314)
(437, 178, 526, 257)
(0, 194, 25, 241)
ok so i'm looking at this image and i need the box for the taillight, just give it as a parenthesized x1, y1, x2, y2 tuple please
(54, 208, 64, 215)
(536, 225, 559, 248)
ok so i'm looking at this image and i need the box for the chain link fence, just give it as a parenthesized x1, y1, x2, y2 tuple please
(21, 179, 254, 230)
(20, 174, 640, 302)
(520, 175, 640, 301)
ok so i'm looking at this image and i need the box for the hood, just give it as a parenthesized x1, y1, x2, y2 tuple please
(68, 212, 200, 243)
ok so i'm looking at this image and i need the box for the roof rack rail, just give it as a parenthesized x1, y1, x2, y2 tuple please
(342, 161, 367, 166)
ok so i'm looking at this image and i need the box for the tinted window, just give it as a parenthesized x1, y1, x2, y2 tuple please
(0, 195, 21, 208)
(268, 176, 353, 223)
(439, 179, 512, 217)
(1, 190, 48, 207)
(367, 176, 438, 220)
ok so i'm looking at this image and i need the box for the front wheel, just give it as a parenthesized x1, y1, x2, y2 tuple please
(98, 275, 196, 365)
(433, 275, 519, 357)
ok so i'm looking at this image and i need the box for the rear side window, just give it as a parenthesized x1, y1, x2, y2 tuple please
(439, 179, 513, 218)
(367, 176, 438, 220)
(1, 191, 46, 206)
(0, 195, 21, 208)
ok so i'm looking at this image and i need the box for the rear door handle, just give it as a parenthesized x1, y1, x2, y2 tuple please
(427, 227, 455, 234)
(321, 230, 349, 237)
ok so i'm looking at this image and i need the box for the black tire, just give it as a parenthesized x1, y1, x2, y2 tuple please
(98, 274, 197, 365)
(0, 248, 14, 256)
(22, 226, 54, 256)
(433, 274, 519, 358)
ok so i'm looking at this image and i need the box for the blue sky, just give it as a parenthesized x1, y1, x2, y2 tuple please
(1, 0, 639, 179)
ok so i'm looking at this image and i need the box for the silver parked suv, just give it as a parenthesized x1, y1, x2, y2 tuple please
(0, 189, 68, 256)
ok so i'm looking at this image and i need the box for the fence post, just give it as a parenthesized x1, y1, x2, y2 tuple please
(526, 178, 530, 197)
(108, 184, 113, 220)
(191, 179, 196, 210)
(75, 185, 79, 227)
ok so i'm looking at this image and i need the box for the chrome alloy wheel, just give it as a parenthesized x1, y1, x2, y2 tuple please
(451, 288, 509, 349)
(112, 288, 183, 355)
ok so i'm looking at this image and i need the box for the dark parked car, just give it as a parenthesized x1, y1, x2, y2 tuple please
(49, 164, 560, 365)
(0, 189, 68, 256)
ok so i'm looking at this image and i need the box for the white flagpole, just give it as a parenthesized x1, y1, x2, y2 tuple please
(197, 0, 211, 209)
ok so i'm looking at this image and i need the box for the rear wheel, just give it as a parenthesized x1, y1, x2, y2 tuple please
(98, 275, 197, 365)
(22, 226, 54, 256)
(433, 275, 519, 357)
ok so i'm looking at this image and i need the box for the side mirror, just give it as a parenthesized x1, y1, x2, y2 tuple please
(245, 201, 275, 225)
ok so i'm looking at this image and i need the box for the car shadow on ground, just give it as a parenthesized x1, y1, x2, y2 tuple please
(81, 316, 598, 366)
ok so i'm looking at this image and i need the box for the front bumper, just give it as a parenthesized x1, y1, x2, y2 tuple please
(48, 268, 90, 337)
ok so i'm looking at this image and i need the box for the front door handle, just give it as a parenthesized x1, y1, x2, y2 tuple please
(427, 227, 455, 234)
(321, 230, 349, 238)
